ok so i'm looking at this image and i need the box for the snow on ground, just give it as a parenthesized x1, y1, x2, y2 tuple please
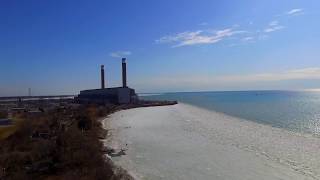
(103, 103, 320, 180)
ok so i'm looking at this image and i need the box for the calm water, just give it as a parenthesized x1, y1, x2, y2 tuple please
(141, 91, 320, 135)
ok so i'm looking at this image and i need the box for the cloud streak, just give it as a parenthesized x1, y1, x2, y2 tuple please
(264, 20, 285, 33)
(286, 8, 304, 16)
(242, 36, 254, 42)
(264, 26, 284, 33)
(110, 51, 131, 58)
(157, 8, 303, 48)
(156, 28, 245, 47)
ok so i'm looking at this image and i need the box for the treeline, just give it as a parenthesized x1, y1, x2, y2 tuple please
(0, 104, 122, 180)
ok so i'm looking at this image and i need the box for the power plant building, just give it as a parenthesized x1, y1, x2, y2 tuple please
(76, 58, 138, 104)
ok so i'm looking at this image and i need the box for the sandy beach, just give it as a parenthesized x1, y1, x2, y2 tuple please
(103, 103, 320, 180)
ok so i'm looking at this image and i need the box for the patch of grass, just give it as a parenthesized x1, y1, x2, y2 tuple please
(0, 117, 24, 140)
(0, 126, 17, 140)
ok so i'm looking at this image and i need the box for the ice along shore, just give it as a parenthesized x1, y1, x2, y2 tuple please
(103, 103, 320, 180)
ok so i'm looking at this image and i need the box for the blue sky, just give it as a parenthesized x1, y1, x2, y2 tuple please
(1, 0, 320, 96)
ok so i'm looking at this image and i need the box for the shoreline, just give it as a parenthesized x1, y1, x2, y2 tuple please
(180, 103, 320, 138)
(103, 103, 320, 180)
(101, 116, 137, 180)
(101, 101, 178, 180)
(181, 102, 317, 138)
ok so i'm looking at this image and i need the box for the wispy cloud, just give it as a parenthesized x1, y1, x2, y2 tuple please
(286, 8, 304, 16)
(110, 51, 131, 58)
(158, 8, 303, 48)
(264, 26, 284, 33)
(269, 20, 279, 26)
(156, 28, 245, 47)
(264, 20, 285, 33)
(242, 36, 254, 42)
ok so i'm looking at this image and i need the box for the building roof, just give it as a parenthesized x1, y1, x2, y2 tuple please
(80, 86, 134, 93)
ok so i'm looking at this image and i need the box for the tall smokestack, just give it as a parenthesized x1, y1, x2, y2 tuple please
(101, 65, 105, 89)
(122, 58, 127, 88)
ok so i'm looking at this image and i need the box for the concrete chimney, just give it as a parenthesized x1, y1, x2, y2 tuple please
(101, 65, 105, 89)
(122, 58, 127, 88)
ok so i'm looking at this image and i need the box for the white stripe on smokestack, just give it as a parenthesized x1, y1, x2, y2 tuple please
(122, 58, 127, 87)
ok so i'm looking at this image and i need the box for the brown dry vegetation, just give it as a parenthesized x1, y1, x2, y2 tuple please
(0, 126, 17, 140)
(0, 111, 7, 119)
(0, 104, 120, 180)
(0, 114, 25, 140)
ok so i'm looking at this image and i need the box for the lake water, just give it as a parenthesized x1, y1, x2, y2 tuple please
(141, 90, 320, 135)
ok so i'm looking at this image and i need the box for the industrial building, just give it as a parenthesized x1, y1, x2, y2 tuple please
(76, 58, 138, 104)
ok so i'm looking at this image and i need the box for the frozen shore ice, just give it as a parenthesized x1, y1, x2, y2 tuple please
(103, 103, 320, 180)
